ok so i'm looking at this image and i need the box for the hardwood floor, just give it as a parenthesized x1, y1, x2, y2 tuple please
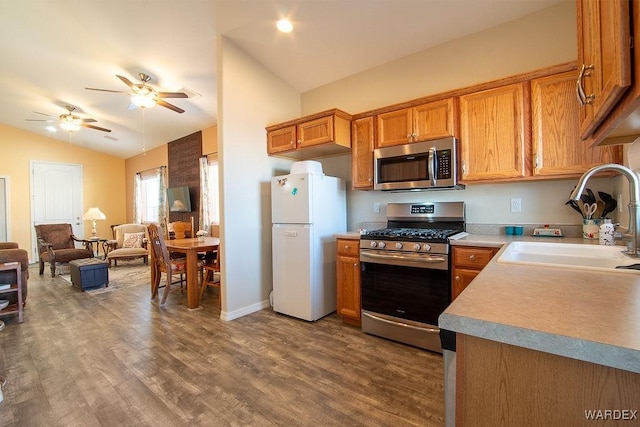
(0, 265, 445, 426)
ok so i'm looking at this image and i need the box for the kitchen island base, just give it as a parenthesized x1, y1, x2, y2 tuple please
(456, 334, 640, 425)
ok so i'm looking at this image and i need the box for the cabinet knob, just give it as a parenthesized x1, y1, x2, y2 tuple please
(344, 245, 350, 250)
(297, 139, 303, 144)
(469, 254, 475, 260)
(353, 263, 357, 267)
(290, 140, 295, 145)
(455, 275, 461, 281)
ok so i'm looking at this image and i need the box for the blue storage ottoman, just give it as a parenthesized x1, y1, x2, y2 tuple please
(69, 258, 109, 291)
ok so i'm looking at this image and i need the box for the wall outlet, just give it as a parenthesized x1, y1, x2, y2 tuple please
(373, 202, 380, 213)
(510, 198, 522, 213)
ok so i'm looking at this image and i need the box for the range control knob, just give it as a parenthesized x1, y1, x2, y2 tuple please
(423, 244, 431, 252)
(369, 241, 377, 248)
(395, 242, 403, 250)
(413, 243, 421, 251)
(378, 241, 386, 248)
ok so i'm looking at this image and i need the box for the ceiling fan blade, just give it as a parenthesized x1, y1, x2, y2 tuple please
(117, 75, 137, 90)
(82, 123, 112, 133)
(33, 111, 53, 117)
(156, 99, 185, 113)
(81, 118, 97, 123)
(157, 91, 188, 99)
(25, 119, 49, 122)
(85, 87, 129, 94)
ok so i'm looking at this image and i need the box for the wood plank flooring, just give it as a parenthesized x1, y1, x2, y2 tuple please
(0, 265, 445, 426)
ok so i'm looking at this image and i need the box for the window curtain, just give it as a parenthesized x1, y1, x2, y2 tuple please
(157, 166, 167, 234)
(133, 173, 142, 223)
(199, 156, 211, 233)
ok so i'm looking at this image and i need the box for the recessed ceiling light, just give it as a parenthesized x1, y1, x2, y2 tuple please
(277, 19, 293, 33)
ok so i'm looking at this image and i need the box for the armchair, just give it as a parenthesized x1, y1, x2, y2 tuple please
(0, 242, 28, 305)
(35, 224, 94, 277)
(105, 223, 149, 267)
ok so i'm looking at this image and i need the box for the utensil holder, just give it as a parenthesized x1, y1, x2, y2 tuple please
(582, 218, 601, 239)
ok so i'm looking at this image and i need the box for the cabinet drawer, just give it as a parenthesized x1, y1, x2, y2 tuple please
(337, 239, 360, 256)
(453, 246, 497, 269)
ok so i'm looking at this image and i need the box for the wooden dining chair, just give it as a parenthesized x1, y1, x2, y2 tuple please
(200, 243, 221, 308)
(147, 223, 192, 306)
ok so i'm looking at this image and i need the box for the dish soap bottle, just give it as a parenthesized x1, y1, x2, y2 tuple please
(599, 219, 615, 246)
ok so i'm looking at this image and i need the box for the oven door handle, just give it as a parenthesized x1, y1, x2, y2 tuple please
(360, 250, 447, 265)
(362, 311, 440, 333)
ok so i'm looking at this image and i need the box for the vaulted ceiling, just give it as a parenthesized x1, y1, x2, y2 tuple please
(0, 0, 561, 159)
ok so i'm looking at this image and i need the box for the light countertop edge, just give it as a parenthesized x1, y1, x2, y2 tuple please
(439, 313, 640, 374)
(440, 239, 640, 374)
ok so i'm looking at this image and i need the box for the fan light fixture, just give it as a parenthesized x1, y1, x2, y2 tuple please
(131, 93, 156, 108)
(59, 114, 82, 132)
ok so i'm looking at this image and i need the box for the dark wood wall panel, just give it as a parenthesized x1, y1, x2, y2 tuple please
(168, 131, 202, 230)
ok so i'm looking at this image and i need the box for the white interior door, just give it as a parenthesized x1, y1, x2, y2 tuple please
(30, 161, 84, 259)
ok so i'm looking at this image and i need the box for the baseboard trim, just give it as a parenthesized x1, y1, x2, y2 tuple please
(221, 299, 271, 321)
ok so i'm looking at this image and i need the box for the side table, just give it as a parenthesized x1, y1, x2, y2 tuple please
(87, 238, 108, 259)
(0, 262, 23, 323)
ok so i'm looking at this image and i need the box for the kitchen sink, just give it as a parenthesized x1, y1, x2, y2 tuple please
(496, 241, 640, 273)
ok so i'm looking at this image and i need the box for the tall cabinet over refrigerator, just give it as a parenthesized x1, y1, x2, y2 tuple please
(271, 162, 346, 321)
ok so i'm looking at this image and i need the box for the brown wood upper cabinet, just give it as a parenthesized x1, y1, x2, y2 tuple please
(532, 71, 621, 176)
(459, 83, 530, 182)
(351, 117, 375, 190)
(460, 71, 622, 184)
(376, 98, 456, 148)
(576, 0, 631, 140)
(266, 109, 352, 159)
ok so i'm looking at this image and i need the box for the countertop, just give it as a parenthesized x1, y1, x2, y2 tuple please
(440, 237, 640, 374)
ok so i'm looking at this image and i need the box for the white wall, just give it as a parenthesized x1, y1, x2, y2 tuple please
(305, 2, 627, 229)
(218, 36, 298, 319)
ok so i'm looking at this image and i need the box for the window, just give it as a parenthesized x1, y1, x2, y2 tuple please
(208, 159, 220, 224)
(140, 172, 159, 223)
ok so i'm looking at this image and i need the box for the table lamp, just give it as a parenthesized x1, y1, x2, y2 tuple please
(83, 207, 106, 238)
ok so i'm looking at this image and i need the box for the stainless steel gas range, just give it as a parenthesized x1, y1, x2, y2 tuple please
(359, 201, 465, 353)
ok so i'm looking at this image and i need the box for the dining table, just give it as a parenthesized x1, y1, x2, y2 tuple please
(162, 236, 220, 310)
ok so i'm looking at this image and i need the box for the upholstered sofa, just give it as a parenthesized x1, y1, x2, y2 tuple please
(0, 242, 29, 305)
(35, 224, 94, 277)
(105, 223, 149, 267)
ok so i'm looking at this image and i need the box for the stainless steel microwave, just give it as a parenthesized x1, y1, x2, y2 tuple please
(373, 137, 463, 191)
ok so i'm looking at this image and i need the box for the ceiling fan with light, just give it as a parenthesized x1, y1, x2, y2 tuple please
(86, 73, 188, 113)
(26, 105, 112, 133)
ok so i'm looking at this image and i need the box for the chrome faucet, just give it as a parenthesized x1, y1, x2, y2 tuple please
(570, 164, 640, 257)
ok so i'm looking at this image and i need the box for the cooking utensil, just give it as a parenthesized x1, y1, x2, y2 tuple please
(582, 202, 597, 219)
(594, 200, 605, 219)
(599, 191, 617, 218)
(585, 188, 597, 205)
(565, 199, 583, 215)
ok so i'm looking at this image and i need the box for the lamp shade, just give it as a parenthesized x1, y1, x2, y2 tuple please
(83, 207, 106, 221)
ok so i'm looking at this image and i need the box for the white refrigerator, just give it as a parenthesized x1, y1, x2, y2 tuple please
(271, 172, 346, 321)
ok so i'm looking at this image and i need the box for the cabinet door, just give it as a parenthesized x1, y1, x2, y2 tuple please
(298, 115, 333, 147)
(452, 268, 479, 301)
(376, 108, 413, 148)
(352, 117, 375, 189)
(267, 126, 297, 154)
(532, 71, 622, 177)
(459, 83, 531, 182)
(413, 98, 457, 141)
(336, 253, 361, 324)
(577, 0, 631, 139)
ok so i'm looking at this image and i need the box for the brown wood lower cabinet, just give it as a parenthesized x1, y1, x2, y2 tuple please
(336, 238, 361, 325)
(451, 245, 498, 300)
(457, 334, 640, 425)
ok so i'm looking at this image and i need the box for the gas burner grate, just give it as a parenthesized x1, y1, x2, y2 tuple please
(363, 227, 460, 241)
